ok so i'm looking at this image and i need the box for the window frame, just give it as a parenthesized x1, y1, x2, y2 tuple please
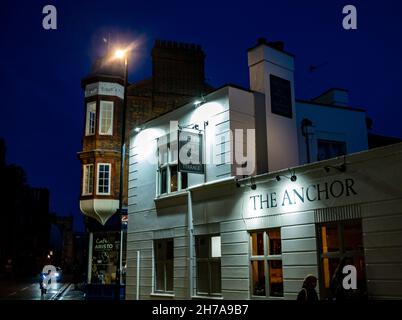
(96, 163, 111, 195)
(82, 164, 94, 196)
(157, 135, 188, 196)
(317, 139, 347, 161)
(195, 234, 222, 297)
(249, 229, 283, 299)
(99, 100, 114, 136)
(316, 219, 366, 299)
(154, 238, 174, 294)
(85, 101, 96, 136)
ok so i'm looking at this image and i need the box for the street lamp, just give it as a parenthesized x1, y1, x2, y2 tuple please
(114, 47, 128, 300)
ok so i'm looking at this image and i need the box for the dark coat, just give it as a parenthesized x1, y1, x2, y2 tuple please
(297, 286, 319, 302)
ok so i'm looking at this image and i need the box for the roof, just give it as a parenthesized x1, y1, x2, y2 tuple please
(296, 99, 366, 113)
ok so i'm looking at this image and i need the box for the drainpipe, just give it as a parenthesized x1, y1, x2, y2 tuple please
(187, 190, 194, 298)
(87, 232, 93, 284)
(136, 250, 140, 300)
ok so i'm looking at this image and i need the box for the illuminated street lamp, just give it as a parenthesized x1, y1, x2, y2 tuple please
(113, 47, 129, 300)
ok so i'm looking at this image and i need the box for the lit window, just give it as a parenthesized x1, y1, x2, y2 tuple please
(154, 239, 173, 293)
(196, 235, 221, 296)
(317, 139, 346, 161)
(157, 135, 188, 195)
(250, 229, 283, 298)
(99, 101, 114, 135)
(86, 102, 96, 136)
(317, 220, 366, 300)
(97, 163, 111, 195)
(82, 164, 93, 195)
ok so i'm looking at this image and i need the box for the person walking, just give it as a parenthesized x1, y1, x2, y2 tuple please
(297, 274, 319, 302)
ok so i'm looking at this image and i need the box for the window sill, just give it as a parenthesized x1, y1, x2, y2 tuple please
(192, 295, 224, 300)
(150, 292, 175, 298)
(250, 296, 284, 300)
(155, 190, 188, 200)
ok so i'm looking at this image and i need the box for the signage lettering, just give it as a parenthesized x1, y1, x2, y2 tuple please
(250, 178, 357, 211)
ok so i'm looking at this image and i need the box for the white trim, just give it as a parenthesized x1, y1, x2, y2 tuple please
(82, 164, 94, 196)
(85, 102, 96, 136)
(99, 100, 114, 136)
(96, 163, 111, 195)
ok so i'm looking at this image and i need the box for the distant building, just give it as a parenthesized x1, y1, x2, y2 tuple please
(0, 139, 51, 276)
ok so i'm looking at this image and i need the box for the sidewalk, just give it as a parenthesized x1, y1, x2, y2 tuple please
(58, 284, 85, 300)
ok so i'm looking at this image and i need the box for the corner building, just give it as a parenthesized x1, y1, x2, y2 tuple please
(125, 39, 402, 300)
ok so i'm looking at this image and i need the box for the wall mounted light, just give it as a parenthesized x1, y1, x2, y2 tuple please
(275, 169, 297, 182)
(324, 156, 347, 173)
(324, 163, 346, 173)
(193, 95, 206, 107)
(235, 177, 257, 190)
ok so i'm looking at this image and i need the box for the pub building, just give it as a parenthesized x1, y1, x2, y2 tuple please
(125, 39, 402, 300)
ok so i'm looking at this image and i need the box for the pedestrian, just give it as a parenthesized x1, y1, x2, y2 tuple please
(297, 274, 319, 302)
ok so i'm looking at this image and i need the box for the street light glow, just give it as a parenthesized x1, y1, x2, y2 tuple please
(114, 49, 126, 59)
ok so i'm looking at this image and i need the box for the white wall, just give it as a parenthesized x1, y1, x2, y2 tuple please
(248, 44, 299, 171)
(296, 101, 368, 165)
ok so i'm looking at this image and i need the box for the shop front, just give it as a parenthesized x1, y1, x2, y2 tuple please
(86, 215, 126, 300)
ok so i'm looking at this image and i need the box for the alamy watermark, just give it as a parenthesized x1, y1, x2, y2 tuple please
(343, 5, 357, 30)
(42, 5, 57, 30)
(139, 121, 256, 176)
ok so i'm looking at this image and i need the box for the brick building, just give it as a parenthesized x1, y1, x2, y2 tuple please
(78, 40, 213, 295)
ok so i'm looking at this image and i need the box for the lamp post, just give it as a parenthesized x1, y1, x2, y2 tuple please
(114, 48, 128, 300)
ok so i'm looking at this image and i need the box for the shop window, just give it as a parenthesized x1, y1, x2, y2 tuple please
(99, 101, 114, 135)
(317, 220, 367, 300)
(85, 102, 96, 136)
(250, 229, 283, 298)
(154, 239, 174, 293)
(90, 232, 119, 284)
(196, 235, 221, 296)
(317, 139, 346, 161)
(97, 163, 111, 195)
(157, 135, 188, 195)
(82, 164, 93, 195)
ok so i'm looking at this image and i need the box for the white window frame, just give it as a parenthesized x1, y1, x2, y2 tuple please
(82, 164, 94, 195)
(154, 239, 174, 294)
(85, 102, 96, 136)
(249, 229, 283, 299)
(157, 135, 188, 195)
(96, 163, 111, 195)
(99, 101, 114, 135)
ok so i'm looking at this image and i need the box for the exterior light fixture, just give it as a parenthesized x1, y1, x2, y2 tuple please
(193, 95, 206, 107)
(324, 163, 346, 173)
(276, 169, 297, 182)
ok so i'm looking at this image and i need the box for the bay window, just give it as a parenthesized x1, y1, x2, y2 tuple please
(99, 101, 114, 135)
(82, 164, 94, 195)
(97, 163, 111, 195)
(85, 102, 96, 136)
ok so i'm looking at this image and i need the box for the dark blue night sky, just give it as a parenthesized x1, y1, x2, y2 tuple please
(1, 0, 401, 231)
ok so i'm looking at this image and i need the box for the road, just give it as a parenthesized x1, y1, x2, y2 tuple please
(0, 277, 85, 300)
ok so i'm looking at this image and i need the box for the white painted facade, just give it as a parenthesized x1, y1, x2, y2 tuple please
(125, 41, 400, 300)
